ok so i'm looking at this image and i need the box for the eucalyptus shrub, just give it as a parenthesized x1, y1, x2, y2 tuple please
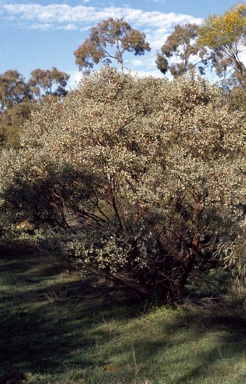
(0, 68, 245, 301)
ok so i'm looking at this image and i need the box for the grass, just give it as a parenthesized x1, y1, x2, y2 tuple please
(0, 240, 246, 384)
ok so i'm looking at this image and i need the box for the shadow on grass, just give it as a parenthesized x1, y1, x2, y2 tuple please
(0, 241, 246, 384)
(162, 302, 246, 383)
(0, 242, 104, 378)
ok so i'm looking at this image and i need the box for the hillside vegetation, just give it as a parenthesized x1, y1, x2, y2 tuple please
(0, 68, 245, 383)
(0, 68, 245, 301)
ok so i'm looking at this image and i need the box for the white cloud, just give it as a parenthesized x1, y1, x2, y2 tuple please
(28, 22, 79, 31)
(28, 23, 53, 31)
(0, 2, 203, 78)
(0, 3, 202, 33)
(56, 23, 78, 31)
(67, 70, 83, 90)
(0, 3, 202, 61)
(238, 43, 246, 66)
(131, 59, 143, 67)
(1, 4, 97, 23)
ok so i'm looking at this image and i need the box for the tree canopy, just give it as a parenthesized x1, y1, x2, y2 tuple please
(0, 67, 70, 149)
(156, 4, 246, 111)
(156, 23, 209, 77)
(0, 70, 31, 111)
(28, 67, 70, 101)
(0, 68, 245, 301)
(74, 18, 151, 73)
(157, 4, 246, 83)
(197, 3, 246, 109)
(197, 3, 246, 78)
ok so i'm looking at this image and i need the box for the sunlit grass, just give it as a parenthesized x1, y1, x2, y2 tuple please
(0, 240, 246, 384)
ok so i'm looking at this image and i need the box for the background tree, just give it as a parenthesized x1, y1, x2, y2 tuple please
(0, 67, 70, 149)
(0, 70, 31, 112)
(0, 70, 33, 148)
(197, 3, 246, 109)
(156, 23, 209, 77)
(0, 102, 39, 148)
(157, 4, 246, 110)
(74, 18, 151, 73)
(28, 67, 70, 101)
(0, 68, 245, 301)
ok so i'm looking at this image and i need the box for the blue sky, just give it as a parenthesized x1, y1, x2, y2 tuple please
(0, 0, 240, 88)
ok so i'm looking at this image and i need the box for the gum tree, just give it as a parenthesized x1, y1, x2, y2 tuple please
(0, 68, 70, 149)
(74, 18, 151, 73)
(157, 4, 246, 111)
(197, 3, 246, 83)
(28, 67, 70, 101)
(0, 70, 30, 111)
(0, 70, 31, 148)
(0, 68, 245, 301)
(156, 23, 209, 77)
(197, 3, 246, 110)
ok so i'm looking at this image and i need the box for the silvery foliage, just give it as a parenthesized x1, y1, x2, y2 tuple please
(0, 68, 245, 299)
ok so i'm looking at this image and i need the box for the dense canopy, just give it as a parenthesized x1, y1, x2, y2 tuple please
(0, 68, 245, 300)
